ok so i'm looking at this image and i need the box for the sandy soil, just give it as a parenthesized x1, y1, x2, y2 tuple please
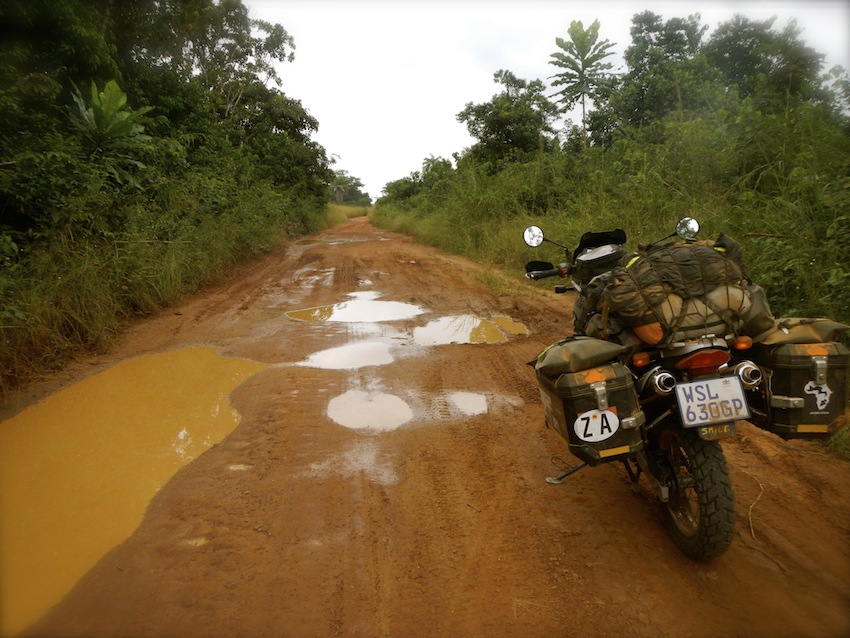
(14, 217, 850, 637)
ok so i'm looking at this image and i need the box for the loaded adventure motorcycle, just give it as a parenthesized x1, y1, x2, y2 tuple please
(523, 218, 849, 560)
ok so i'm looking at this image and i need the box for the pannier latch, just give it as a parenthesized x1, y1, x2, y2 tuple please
(812, 356, 828, 386)
(770, 395, 805, 409)
(591, 381, 609, 410)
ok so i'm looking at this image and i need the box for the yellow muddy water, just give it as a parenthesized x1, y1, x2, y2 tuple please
(0, 347, 267, 636)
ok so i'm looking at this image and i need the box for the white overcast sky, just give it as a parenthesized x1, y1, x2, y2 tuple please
(243, 0, 849, 199)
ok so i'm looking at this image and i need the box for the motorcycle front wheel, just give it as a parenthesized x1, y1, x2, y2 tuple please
(654, 425, 736, 560)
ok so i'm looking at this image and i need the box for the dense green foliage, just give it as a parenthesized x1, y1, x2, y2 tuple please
(376, 12, 850, 336)
(456, 70, 560, 170)
(0, 0, 337, 390)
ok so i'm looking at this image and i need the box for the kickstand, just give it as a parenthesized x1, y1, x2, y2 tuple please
(546, 461, 588, 484)
(622, 458, 641, 485)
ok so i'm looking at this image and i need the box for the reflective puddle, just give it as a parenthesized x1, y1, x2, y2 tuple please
(326, 389, 491, 430)
(299, 341, 394, 370)
(0, 347, 267, 636)
(286, 291, 425, 323)
(413, 314, 511, 345)
(293, 292, 526, 431)
(327, 390, 414, 431)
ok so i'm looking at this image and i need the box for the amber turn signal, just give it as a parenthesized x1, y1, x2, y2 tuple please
(632, 352, 652, 367)
(733, 336, 753, 350)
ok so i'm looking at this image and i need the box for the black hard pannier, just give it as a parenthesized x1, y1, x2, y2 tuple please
(536, 361, 645, 465)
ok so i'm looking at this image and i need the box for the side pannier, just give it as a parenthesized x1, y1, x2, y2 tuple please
(533, 338, 644, 465)
(747, 318, 850, 439)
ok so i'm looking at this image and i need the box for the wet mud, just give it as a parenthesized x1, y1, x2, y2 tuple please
(3, 217, 849, 638)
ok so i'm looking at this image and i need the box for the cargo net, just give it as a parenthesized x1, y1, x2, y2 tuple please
(600, 238, 754, 345)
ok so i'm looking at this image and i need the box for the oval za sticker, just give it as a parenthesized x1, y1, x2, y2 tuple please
(573, 409, 620, 442)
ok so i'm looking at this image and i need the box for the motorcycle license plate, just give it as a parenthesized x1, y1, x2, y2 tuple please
(675, 376, 750, 428)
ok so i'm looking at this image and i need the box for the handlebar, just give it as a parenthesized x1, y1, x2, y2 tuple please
(525, 267, 565, 281)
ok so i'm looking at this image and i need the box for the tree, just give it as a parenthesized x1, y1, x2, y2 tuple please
(703, 15, 827, 112)
(420, 155, 454, 190)
(70, 80, 154, 188)
(328, 170, 371, 206)
(456, 70, 559, 169)
(614, 12, 708, 128)
(106, 0, 295, 120)
(548, 19, 616, 142)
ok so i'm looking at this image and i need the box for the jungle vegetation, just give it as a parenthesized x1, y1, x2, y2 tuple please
(0, 0, 356, 391)
(375, 13, 850, 337)
(2, 4, 848, 395)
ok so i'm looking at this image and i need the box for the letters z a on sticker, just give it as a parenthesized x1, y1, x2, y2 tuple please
(573, 408, 620, 442)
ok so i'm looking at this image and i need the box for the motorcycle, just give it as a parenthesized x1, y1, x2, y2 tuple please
(522, 218, 764, 560)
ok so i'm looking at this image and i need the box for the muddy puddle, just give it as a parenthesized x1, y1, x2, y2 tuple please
(324, 388, 490, 432)
(286, 291, 424, 323)
(298, 341, 395, 370)
(327, 390, 415, 431)
(413, 314, 528, 346)
(447, 391, 488, 416)
(0, 348, 267, 636)
(288, 291, 524, 432)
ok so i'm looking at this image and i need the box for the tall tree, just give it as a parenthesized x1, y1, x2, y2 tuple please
(548, 19, 616, 142)
(615, 11, 708, 128)
(456, 70, 559, 169)
(703, 14, 826, 112)
(105, 0, 295, 119)
(328, 170, 371, 206)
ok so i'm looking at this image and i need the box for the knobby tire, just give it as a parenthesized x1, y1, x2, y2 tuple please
(656, 427, 736, 560)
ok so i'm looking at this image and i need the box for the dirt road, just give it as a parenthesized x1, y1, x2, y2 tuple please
(16, 217, 850, 637)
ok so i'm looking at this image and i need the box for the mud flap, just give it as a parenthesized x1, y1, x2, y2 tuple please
(695, 421, 736, 440)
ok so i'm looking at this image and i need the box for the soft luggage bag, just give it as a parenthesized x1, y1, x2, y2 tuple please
(749, 341, 849, 438)
(536, 362, 645, 464)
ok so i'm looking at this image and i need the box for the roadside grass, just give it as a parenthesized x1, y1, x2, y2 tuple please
(827, 421, 850, 461)
(0, 200, 340, 397)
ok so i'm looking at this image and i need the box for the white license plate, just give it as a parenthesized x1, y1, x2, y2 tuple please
(675, 376, 750, 428)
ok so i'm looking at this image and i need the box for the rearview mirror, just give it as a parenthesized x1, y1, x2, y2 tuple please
(523, 226, 544, 247)
(676, 217, 700, 240)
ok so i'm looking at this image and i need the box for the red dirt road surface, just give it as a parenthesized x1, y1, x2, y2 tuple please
(11, 217, 850, 637)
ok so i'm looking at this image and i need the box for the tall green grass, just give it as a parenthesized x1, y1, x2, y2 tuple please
(0, 187, 339, 395)
(373, 107, 850, 334)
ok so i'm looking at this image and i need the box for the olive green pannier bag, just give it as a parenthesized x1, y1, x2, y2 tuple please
(533, 336, 625, 376)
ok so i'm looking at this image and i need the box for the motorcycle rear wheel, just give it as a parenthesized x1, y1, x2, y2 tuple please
(655, 426, 736, 560)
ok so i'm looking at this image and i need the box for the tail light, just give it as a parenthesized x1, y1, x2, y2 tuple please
(632, 351, 652, 367)
(675, 348, 731, 377)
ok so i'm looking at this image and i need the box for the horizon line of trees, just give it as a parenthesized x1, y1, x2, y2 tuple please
(330, 170, 372, 206)
(384, 11, 848, 194)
